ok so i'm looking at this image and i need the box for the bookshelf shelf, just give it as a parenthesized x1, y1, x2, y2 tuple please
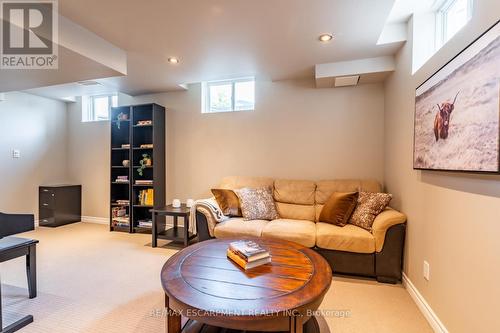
(109, 104, 166, 234)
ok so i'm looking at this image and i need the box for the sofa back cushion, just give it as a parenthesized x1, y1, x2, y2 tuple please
(217, 177, 382, 223)
(315, 179, 381, 222)
(273, 179, 316, 221)
(315, 180, 381, 204)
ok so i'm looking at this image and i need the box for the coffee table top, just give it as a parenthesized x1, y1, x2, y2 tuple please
(161, 238, 332, 318)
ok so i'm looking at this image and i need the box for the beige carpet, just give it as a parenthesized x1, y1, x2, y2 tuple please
(0, 223, 431, 333)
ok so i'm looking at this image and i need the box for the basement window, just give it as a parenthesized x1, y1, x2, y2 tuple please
(202, 78, 255, 113)
(436, 0, 473, 48)
(82, 94, 118, 122)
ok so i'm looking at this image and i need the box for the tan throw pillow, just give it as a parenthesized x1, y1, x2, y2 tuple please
(350, 192, 392, 231)
(319, 192, 359, 227)
(234, 187, 279, 221)
(211, 189, 242, 217)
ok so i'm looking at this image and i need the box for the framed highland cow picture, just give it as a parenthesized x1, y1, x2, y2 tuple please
(414, 20, 500, 173)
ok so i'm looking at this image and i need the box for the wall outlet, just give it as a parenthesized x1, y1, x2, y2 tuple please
(12, 149, 20, 159)
(423, 260, 430, 281)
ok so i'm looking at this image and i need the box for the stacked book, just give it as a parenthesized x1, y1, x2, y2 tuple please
(115, 199, 130, 206)
(121, 144, 130, 149)
(115, 176, 129, 183)
(135, 180, 153, 185)
(138, 189, 154, 206)
(138, 219, 153, 228)
(227, 240, 271, 270)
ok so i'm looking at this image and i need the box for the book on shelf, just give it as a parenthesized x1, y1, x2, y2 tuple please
(115, 200, 130, 205)
(115, 176, 129, 183)
(112, 207, 127, 218)
(112, 216, 129, 225)
(121, 144, 130, 149)
(135, 180, 153, 185)
(228, 240, 270, 262)
(113, 221, 130, 228)
(227, 249, 271, 270)
(138, 189, 154, 206)
(136, 120, 152, 126)
(139, 143, 154, 149)
(138, 219, 153, 228)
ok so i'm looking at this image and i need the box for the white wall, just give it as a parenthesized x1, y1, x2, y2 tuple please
(384, 1, 500, 331)
(0, 92, 68, 218)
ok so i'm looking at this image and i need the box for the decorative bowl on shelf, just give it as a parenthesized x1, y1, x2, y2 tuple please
(122, 160, 130, 167)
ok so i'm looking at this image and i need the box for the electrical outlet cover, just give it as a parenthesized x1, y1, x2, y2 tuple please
(423, 260, 430, 281)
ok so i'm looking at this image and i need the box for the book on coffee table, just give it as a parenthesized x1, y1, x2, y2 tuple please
(227, 240, 271, 269)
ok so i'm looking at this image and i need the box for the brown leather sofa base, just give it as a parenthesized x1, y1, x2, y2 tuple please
(195, 211, 406, 284)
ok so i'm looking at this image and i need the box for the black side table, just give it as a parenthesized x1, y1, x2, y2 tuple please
(0, 236, 38, 332)
(151, 205, 196, 247)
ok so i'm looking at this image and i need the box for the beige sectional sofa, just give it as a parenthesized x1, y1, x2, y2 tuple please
(196, 176, 407, 283)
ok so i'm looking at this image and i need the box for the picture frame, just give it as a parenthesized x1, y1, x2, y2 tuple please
(413, 20, 500, 173)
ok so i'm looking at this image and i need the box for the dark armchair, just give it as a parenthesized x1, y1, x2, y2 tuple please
(0, 212, 35, 238)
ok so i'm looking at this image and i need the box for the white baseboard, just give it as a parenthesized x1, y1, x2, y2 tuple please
(403, 273, 448, 333)
(81, 216, 109, 225)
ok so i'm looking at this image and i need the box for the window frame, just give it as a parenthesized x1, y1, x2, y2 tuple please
(202, 77, 255, 114)
(83, 94, 118, 122)
(436, 0, 473, 48)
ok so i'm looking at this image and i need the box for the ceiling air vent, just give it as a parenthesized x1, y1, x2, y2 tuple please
(334, 75, 360, 87)
(77, 81, 102, 86)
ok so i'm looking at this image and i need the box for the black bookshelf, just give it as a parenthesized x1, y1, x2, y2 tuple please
(109, 103, 166, 233)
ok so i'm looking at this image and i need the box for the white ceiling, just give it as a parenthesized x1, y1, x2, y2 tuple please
(52, 0, 400, 96)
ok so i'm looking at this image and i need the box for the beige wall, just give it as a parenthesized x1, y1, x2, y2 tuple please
(384, 1, 500, 332)
(66, 97, 111, 218)
(0, 92, 68, 218)
(132, 79, 385, 202)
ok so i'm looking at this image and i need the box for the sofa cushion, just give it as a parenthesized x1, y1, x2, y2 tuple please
(275, 202, 316, 221)
(214, 218, 269, 238)
(315, 180, 382, 204)
(319, 192, 359, 227)
(235, 187, 279, 220)
(219, 176, 274, 190)
(211, 189, 242, 217)
(274, 179, 316, 205)
(316, 222, 375, 254)
(261, 219, 316, 248)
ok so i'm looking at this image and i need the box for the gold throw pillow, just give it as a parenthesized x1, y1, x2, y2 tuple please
(211, 189, 242, 217)
(319, 192, 359, 227)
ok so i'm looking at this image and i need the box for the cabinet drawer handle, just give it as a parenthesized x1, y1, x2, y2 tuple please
(43, 189, 49, 192)
(43, 203, 49, 206)
(42, 219, 48, 223)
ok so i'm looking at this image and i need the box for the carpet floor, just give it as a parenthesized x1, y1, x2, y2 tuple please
(0, 223, 431, 333)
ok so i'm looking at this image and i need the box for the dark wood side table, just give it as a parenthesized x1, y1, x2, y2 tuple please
(151, 205, 196, 248)
(161, 238, 332, 333)
(0, 237, 38, 332)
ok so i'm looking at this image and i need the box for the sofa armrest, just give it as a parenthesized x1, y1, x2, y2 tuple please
(196, 206, 218, 239)
(372, 208, 406, 252)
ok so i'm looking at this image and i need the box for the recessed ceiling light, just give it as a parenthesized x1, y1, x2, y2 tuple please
(168, 57, 179, 64)
(319, 33, 334, 42)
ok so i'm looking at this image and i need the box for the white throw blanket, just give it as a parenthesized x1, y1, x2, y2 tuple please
(189, 198, 228, 234)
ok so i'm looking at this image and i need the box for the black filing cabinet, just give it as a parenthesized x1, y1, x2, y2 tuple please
(39, 185, 82, 227)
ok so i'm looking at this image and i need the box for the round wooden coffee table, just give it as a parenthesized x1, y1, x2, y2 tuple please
(160, 238, 332, 333)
